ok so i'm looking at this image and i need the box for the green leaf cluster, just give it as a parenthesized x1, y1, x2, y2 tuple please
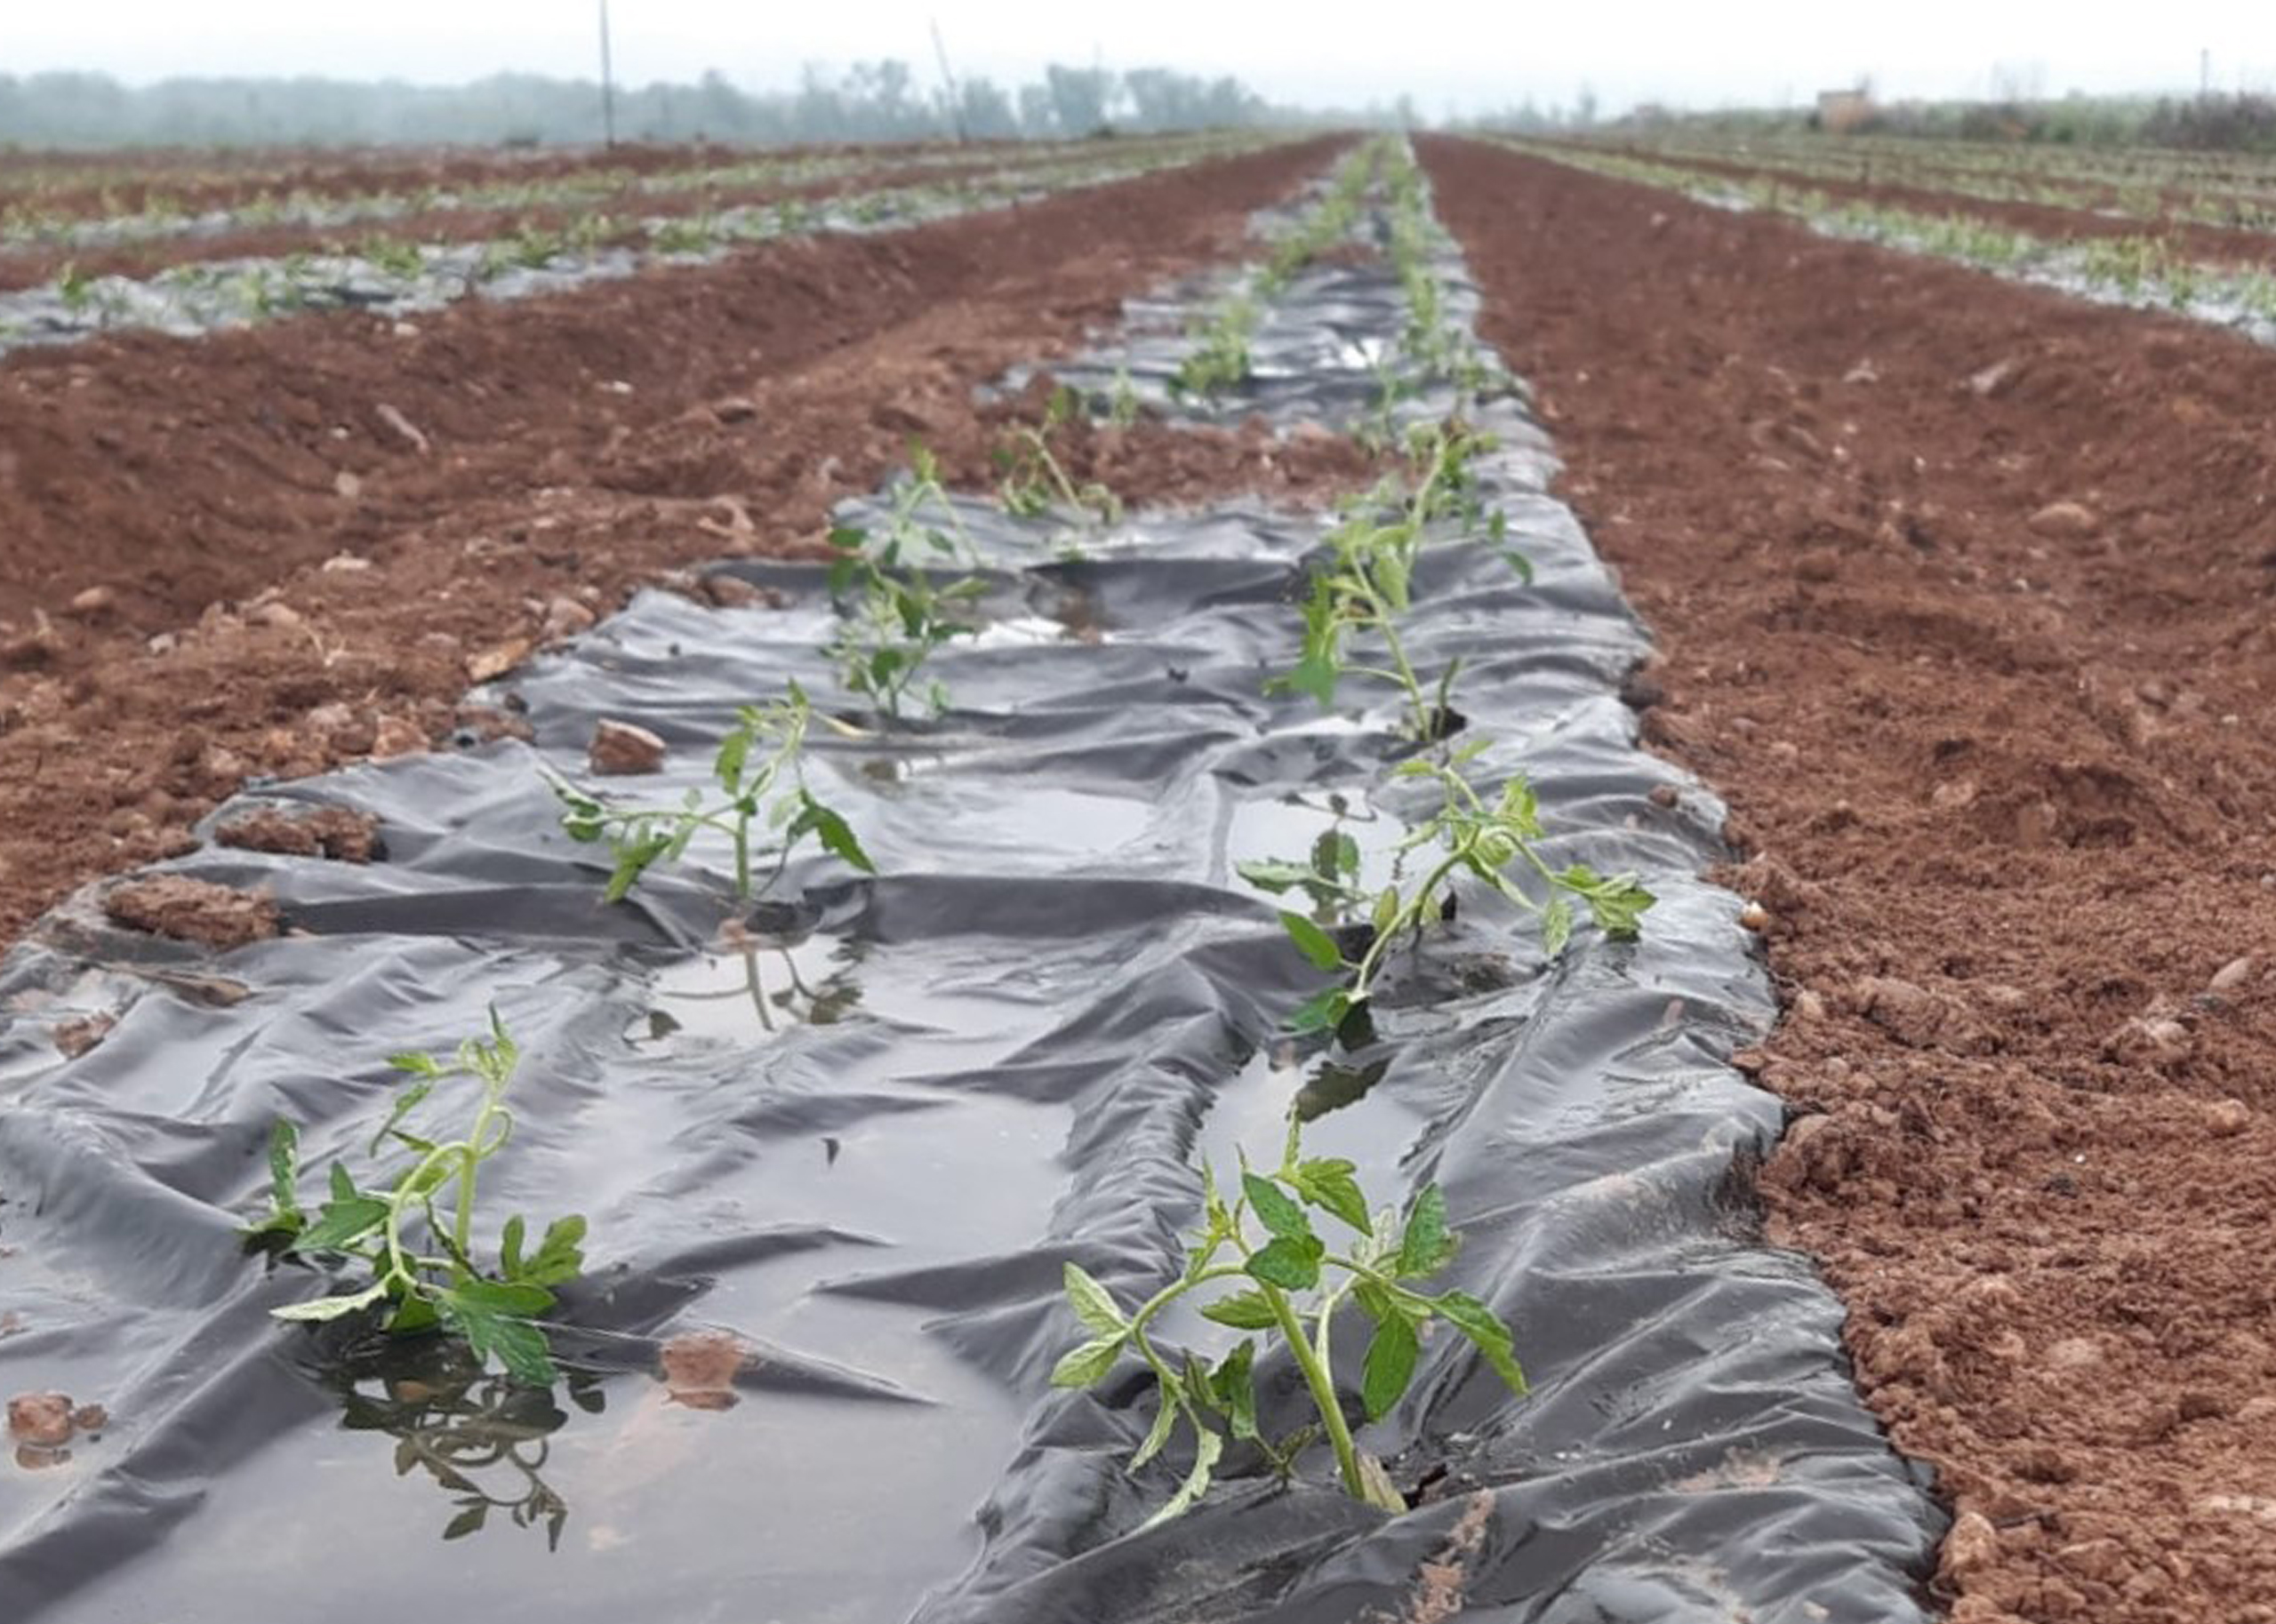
(824, 445, 990, 719)
(994, 387, 1124, 541)
(1050, 1119, 1526, 1524)
(549, 683, 874, 904)
(249, 1013, 587, 1388)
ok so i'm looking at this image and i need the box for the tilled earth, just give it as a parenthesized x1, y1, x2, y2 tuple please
(0, 134, 1367, 945)
(1424, 134, 2276, 1624)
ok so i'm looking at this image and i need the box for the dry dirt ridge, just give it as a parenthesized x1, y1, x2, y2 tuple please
(1422, 133, 2276, 1624)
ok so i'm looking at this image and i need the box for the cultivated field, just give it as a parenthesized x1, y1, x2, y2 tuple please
(0, 126, 2272, 1624)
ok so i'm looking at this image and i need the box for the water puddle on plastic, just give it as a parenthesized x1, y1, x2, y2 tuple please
(628, 927, 1081, 1060)
(59, 974, 1074, 1624)
(626, 932, 862, 1044)
(1221, 786, 1404, 896)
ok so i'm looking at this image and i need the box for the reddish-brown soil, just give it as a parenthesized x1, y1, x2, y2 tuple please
(0, 135, 1359, 947)
(1589, 141, 2276, 270)
(0, 139, 1201, 292)
(1424, 134, 2276, 1623)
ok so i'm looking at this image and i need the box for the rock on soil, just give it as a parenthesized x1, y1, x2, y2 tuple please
(2026, 500, 2102, 540)
(102, 876, 279, 948)
(213, 804, 381, 862)
(589, 719, 668, 776)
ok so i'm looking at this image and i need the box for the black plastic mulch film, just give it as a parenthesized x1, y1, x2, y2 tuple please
(0, 150, 1942, 1622)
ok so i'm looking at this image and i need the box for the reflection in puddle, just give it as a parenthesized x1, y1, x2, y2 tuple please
(629, 930, 862, 1042)
(1223, 787, 1399, 908)
(322, 1338, 605, 1552)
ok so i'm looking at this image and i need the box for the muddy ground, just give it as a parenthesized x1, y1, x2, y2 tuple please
(0, 133, 1361, 946)
(1424, 134, 2276, 1624)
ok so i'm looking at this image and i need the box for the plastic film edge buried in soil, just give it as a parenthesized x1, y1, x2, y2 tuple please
(0, 143, 1942, 1623)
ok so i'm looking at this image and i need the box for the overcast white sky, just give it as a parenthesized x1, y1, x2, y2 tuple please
(7, 2, 2271, 116)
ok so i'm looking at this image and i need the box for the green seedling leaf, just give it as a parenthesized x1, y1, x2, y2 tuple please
(442, 1280, 559, 1386)
(518, 1215, 587, 1287)
(501, 1214, 526, 1278)
(260, 1116, 301, 1213)
(1199, 1289, 1281, 1331)
(1278, 911, 1345, 973)
(1245, 1235, 1325, 1292)
(1049, 1334, 1125, 1389)
(1370, 884, 1401, 937)
(1432, 1291, 1527, 1395)
(1281, 646, 1340, 708)
(389, 1293, 441, 1336)
(603, 830, 674, 903)
(443, 1501, 489, 1541)
(295, 1192, 390, 1254)
(715, 725, 753, 796)
(1396, 1186, 1461, 1279)
(389, 1051, 445, 1078)
(1288, 985, 1354, 1035)
(1242, 1172, 1316, 1244)
(1210, 1340, 1260, 1441)
(1541, 898, 1575, 959)
(368, 1077, 434, 1157)
(1289, 1157, 1373, 1236)
(1129, 1390, 1181, 1471)
(272, 1280, 389, 1323)
(1360, 1315, 1420, 1420)
(1374, 548, 1411, 612)
(1062, 1262, 1127, 1339)
(789, 791, 878, 876)
(1138, 1427, 1223, 1531)
(1571, 868, 1655, 940)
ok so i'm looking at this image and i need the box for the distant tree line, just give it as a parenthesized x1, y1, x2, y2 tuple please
(0, 62, 1280, 149)
(1599, 91, 2276, 155)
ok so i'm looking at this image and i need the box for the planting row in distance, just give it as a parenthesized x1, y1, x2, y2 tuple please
(1507, 137, 2276, 343)
(0, 132, 1291, 356)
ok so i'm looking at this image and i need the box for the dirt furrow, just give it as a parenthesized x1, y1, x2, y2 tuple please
(1422, 133, 2276, 1624)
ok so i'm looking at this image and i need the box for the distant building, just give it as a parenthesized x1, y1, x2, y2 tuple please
(1815, 88, 1876, 133)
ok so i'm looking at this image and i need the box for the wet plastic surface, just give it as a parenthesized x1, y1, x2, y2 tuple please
(0, 157, 1940, 1622)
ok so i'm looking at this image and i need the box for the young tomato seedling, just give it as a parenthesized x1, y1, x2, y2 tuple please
(1270, 421, 1522, 744)
(1052, 1118, 1525, 1524)
(1245, 748, 1655, 1033)
(550, 684, 874, 903)
(826, 445, 990, 719)
(997, 385, 1125, 540)
(247, 1012, 586, 1386)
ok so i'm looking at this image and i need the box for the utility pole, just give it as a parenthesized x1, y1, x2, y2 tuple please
(930, 17, 967, 144)
(599, 0, 618, 148)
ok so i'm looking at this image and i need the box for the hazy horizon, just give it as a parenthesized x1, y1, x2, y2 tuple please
(8, 2, 2272, 119)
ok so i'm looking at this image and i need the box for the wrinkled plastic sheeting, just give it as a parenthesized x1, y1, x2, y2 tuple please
(1012, 170, 1526, 440)
(0, 188, 1939, 1624)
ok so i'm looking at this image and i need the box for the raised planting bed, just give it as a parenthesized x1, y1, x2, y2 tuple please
(0, 141, 1938, 1622)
